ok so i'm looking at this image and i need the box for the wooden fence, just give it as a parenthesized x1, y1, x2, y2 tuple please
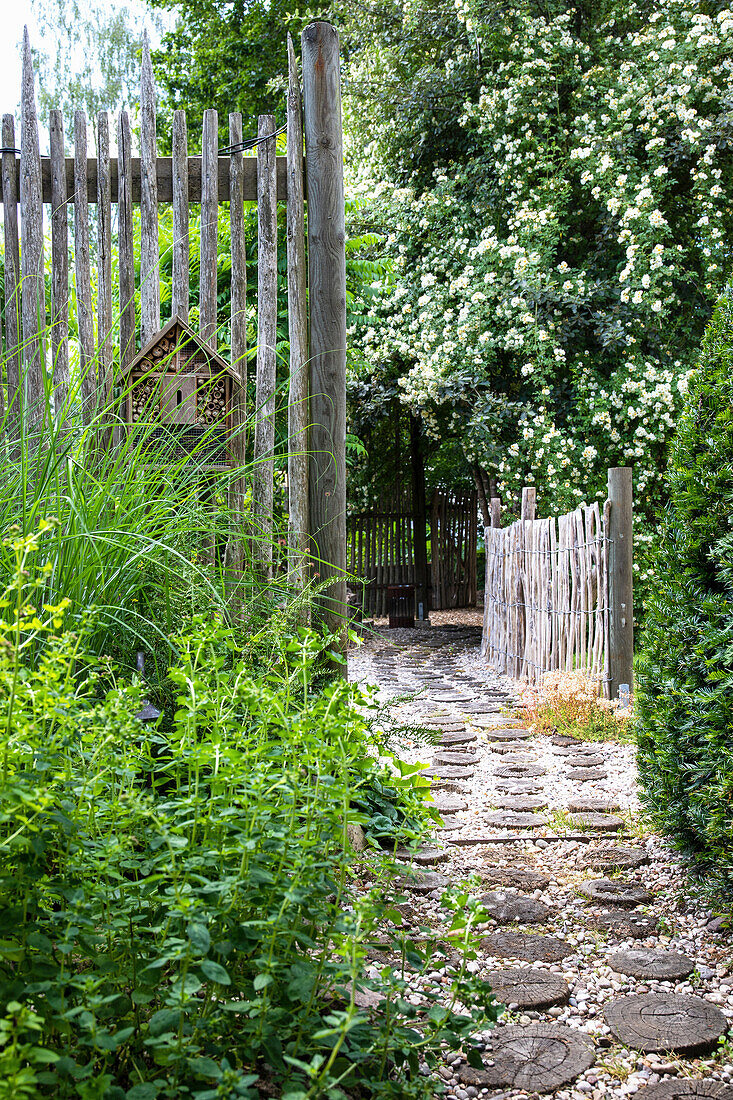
(347, 488, 477, 616)
(481, 470, 633, 698)
(1, 22, 349, 642)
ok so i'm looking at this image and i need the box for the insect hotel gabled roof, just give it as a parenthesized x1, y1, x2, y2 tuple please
(123, 315, 238, 468)
(122, 315, 234, 380)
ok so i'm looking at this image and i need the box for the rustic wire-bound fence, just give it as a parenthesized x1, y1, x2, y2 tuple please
(1, 22, 349, 642)
(481, 469, 633, 698)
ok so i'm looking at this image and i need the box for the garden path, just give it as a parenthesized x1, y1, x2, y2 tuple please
(349, 624, 733, 1100)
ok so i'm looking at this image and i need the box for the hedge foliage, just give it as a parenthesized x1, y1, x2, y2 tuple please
(637, 288, 733, 892)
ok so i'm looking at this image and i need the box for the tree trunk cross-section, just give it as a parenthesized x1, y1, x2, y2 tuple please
(578, 846, 649, 872)
(579, 878, 652, 907)
(608, 949, 695, 981)
(484, 967, 570, 1009)
(459, 1023, 595, 1091)
(640, 1082, 733, 1100)
(604, 993, 727, 1054)
(480, 931, 573, 963)
(478, 891, 550, 924)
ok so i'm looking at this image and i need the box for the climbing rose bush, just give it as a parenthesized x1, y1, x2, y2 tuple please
(344, 0, 733, 598)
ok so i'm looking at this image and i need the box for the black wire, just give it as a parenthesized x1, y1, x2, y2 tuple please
(219, 124, 286, 156)
(0, 147, 21, 154)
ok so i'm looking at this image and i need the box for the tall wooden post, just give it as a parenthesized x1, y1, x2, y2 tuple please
(287, 33, 310, 595)
(521, 486, 536, 522)
(302, 21, 347, 651)
(410, 414, 429, 620)
(20, 28, 44, 423)
(490, 497, 502, 528)
(607, 466, 634, 698)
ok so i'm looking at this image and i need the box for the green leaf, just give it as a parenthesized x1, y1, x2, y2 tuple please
(253, 972, 272, 991)
(200, 959, 231, 985)
(187, 922, 211, 955)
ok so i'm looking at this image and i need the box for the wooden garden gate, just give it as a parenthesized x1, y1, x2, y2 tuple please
(1, 22, 347, 643)
(347, 487, 477, 616)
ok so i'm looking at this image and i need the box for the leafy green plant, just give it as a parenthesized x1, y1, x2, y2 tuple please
(637, 287, 733, 895)
(0, 549, 498, 1098)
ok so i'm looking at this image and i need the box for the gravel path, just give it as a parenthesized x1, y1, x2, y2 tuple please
(348, 622, 733, 1099)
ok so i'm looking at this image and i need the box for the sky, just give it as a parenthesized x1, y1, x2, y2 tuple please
(0, 0, 170, 129)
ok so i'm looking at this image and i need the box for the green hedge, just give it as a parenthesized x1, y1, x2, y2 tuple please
(637, 287, 733, 892)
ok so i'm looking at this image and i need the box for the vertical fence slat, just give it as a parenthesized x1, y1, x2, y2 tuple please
(2, 116, 21, 434)
(118, 110, 135, 370)
(97, 112, 113, 419)
(74, 111, 95, 413)
(200, 108, 218, 347)
(287, 32, 309, 586)
(225, 110, 247, 590)
(140, 34, 160, 344)
(172, 110, 189, 322)
(253, 113, 278, 574)
(21, 30, 44, 419)
(229, 111, 247, 402)
(50, 109, 69, 417)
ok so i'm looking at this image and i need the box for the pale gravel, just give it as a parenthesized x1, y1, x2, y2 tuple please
(348, 621, 733, 1099)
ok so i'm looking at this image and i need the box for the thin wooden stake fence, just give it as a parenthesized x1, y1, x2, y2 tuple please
(0, 22, 348, 649)
(481, 471, 633, 697)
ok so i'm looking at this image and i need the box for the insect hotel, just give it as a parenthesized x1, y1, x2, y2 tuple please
(122, 316, 236, 468)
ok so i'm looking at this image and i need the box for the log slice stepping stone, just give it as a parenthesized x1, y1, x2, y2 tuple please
(479, 891, 550, 924)
(492, 796, 548, 811)
(484, 726, 531, 738)
(432, 692, 475, 703)
(551, 734, 584, 746)
(485, 967, 570, 1009)
(608, 949, 695, 981)
(604, 993, 727, 1053)
(432, 795, 467, 814)
(637, 1083, 733, 1099)
(556, 742, 603, 755)
(580, 879, 653, 907)
(579, 845, 649, 872)
(483, 867, 551, 891)
(433, 750, 478, 767)
(458, 1023, 595, 1090)
(480, 931, 572, 962)
(438, 730, 476, 746)
(394, 846, 449, 867)
(586, 909, 658, 938)
(564, 753, 606, 768)
(423, 765, 475, 780)
(496, 763, 547, 778)
(488, 741, 536, 754)
(437, 819, 464, 833)
(495, 779, 544, 794)
(396, 871, 451, 895)
(569, 813, 624, 831)
(567, 767, 608, 781)
(567, 797, 621, 813)
(486, 811, 550, 829)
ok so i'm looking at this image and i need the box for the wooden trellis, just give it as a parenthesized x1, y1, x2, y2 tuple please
(1, 22, 348, 643)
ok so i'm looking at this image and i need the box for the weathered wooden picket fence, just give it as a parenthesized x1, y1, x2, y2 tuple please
(1, 22, 348, 640)
(347, 488, 477, 616)
(481, 470, 633, 698)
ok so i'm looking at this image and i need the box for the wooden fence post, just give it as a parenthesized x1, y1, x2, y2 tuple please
(490, 497, 501, 528)
(521, 486, 536, 522)
(286, 34, 310, 594)
(21, 29, 44, 423)
(302, 21, 347, 651)
(607, 466, 634, 698)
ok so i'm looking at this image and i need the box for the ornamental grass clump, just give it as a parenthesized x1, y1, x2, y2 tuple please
(519, 670, 632, 742)
(637, 287, 733, 894)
